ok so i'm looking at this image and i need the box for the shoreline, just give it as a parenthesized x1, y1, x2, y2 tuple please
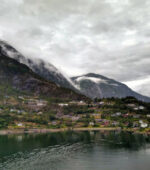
(0, 127, 149, 135)
(0, 127, 121, 135)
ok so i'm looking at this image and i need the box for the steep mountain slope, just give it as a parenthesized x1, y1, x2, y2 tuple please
(1, 40, 149, 102)
(0, 45, 86, 101)
(72, 73, 150, 102)
(0, 40, 76, 91)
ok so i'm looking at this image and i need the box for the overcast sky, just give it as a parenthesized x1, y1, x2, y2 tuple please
(0, 0, 150, 96)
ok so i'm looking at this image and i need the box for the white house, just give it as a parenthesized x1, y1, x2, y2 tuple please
(116, 112, 122, 116)
(140, 123, 148, 128)
(17, 123, 23, 127)
(139, 106, 145, 110)
(58, 103, 69, 107)
(89, 122, 94, 126)
(139, 120, 148, 128)
(139, 120, 143, 124)
(99, 102, 105, 105)
(127, 104, 136, 107)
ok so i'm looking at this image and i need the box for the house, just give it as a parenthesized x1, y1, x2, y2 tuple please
(10, 109, 24, 114)
(116, 112, 122, 116)
(37, 112, 43, 115)
(51, 121, 57, 125)
(10, 109, 16, 112)
(95, 119, 103, 123)
(140, 123, 148, 128)
(27, 99, 47, 111)
(17, 110, 24, 114)
(58, 103, 69, 107)
(139, 120, 148, 128)
(134, 107, 139, 111)
(139, 106, 145, 110)
(112, 121, 119, 126)
(69, 101, 77, 104)
(69, 101, 86, 105)
(111, 112, 122, 117)
(102, 119, 110, 126)
(17, 123, 23, 127)
(127, 104, 136, 107)
(105, 102, 113, 105)
(134, 106, 145, 111)
(27, 99, 47, 106)
(111, 114, 117, 117)
(89, 122, 94, 126)
(36, 100, 47, 107)
(18, 96, 25, 100)
(139, 120, 143, 124)
(133, 115, 140, 119)
(123, 113, 129, 118)
(71, 116, 80, 121)
(93, 114, 101, 119)
(99, 102, 105, 105)
(78, 101, 87, 106)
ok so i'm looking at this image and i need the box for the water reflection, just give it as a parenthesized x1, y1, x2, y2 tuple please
(0, 131, 150, 170)
(0, 131, 150, 157)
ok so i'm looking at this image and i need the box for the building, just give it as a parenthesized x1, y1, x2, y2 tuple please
(111, 112, 122, 117)
(139, 120, 148, 128)
(116, 112, 122, 116)
(112, 121, 119, 126)
(127, 104, 136, 108)
(99, 102, 105, 105)
(17, 123, 23, 127)
(71, 116, 80, 121)
(139, 106, 145, 110)
(140, 123, 148, 128)
(58, 103, 69, 107)
(133, 115, 140, 119)
(93, 114, 101, 119)
(134, 106, 145, 111)
(89, 122, 94, 126)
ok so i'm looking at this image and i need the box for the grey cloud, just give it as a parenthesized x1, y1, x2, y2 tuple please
(0, 0, 150, 96)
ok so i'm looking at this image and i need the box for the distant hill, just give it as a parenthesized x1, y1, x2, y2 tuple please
(72, 73, 150, 102)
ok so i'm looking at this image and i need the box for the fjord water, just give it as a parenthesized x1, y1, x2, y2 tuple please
(0, 131, 150, 170)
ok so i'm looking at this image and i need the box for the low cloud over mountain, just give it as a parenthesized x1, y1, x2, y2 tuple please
(0, 0, 150, 96)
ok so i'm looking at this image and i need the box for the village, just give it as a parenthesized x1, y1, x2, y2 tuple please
(0, 93, 150, 133)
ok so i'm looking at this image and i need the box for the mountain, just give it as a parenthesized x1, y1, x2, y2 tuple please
(0, 45, 87, 101)
(0, 40, 76, 91)
(1, 40, 149, 102)
(72, 73, 150, 102)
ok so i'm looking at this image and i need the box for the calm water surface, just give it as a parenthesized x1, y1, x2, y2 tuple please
(0, 131, 150, 170)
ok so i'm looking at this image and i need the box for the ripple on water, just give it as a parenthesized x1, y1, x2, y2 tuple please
(1, 142, 89, 170)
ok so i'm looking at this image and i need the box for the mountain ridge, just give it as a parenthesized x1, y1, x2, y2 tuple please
(0, 40, 76, 91)
(71, 73, 150, 102)
(0, 44, 87, 101)
(0, 40, 149, 102)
